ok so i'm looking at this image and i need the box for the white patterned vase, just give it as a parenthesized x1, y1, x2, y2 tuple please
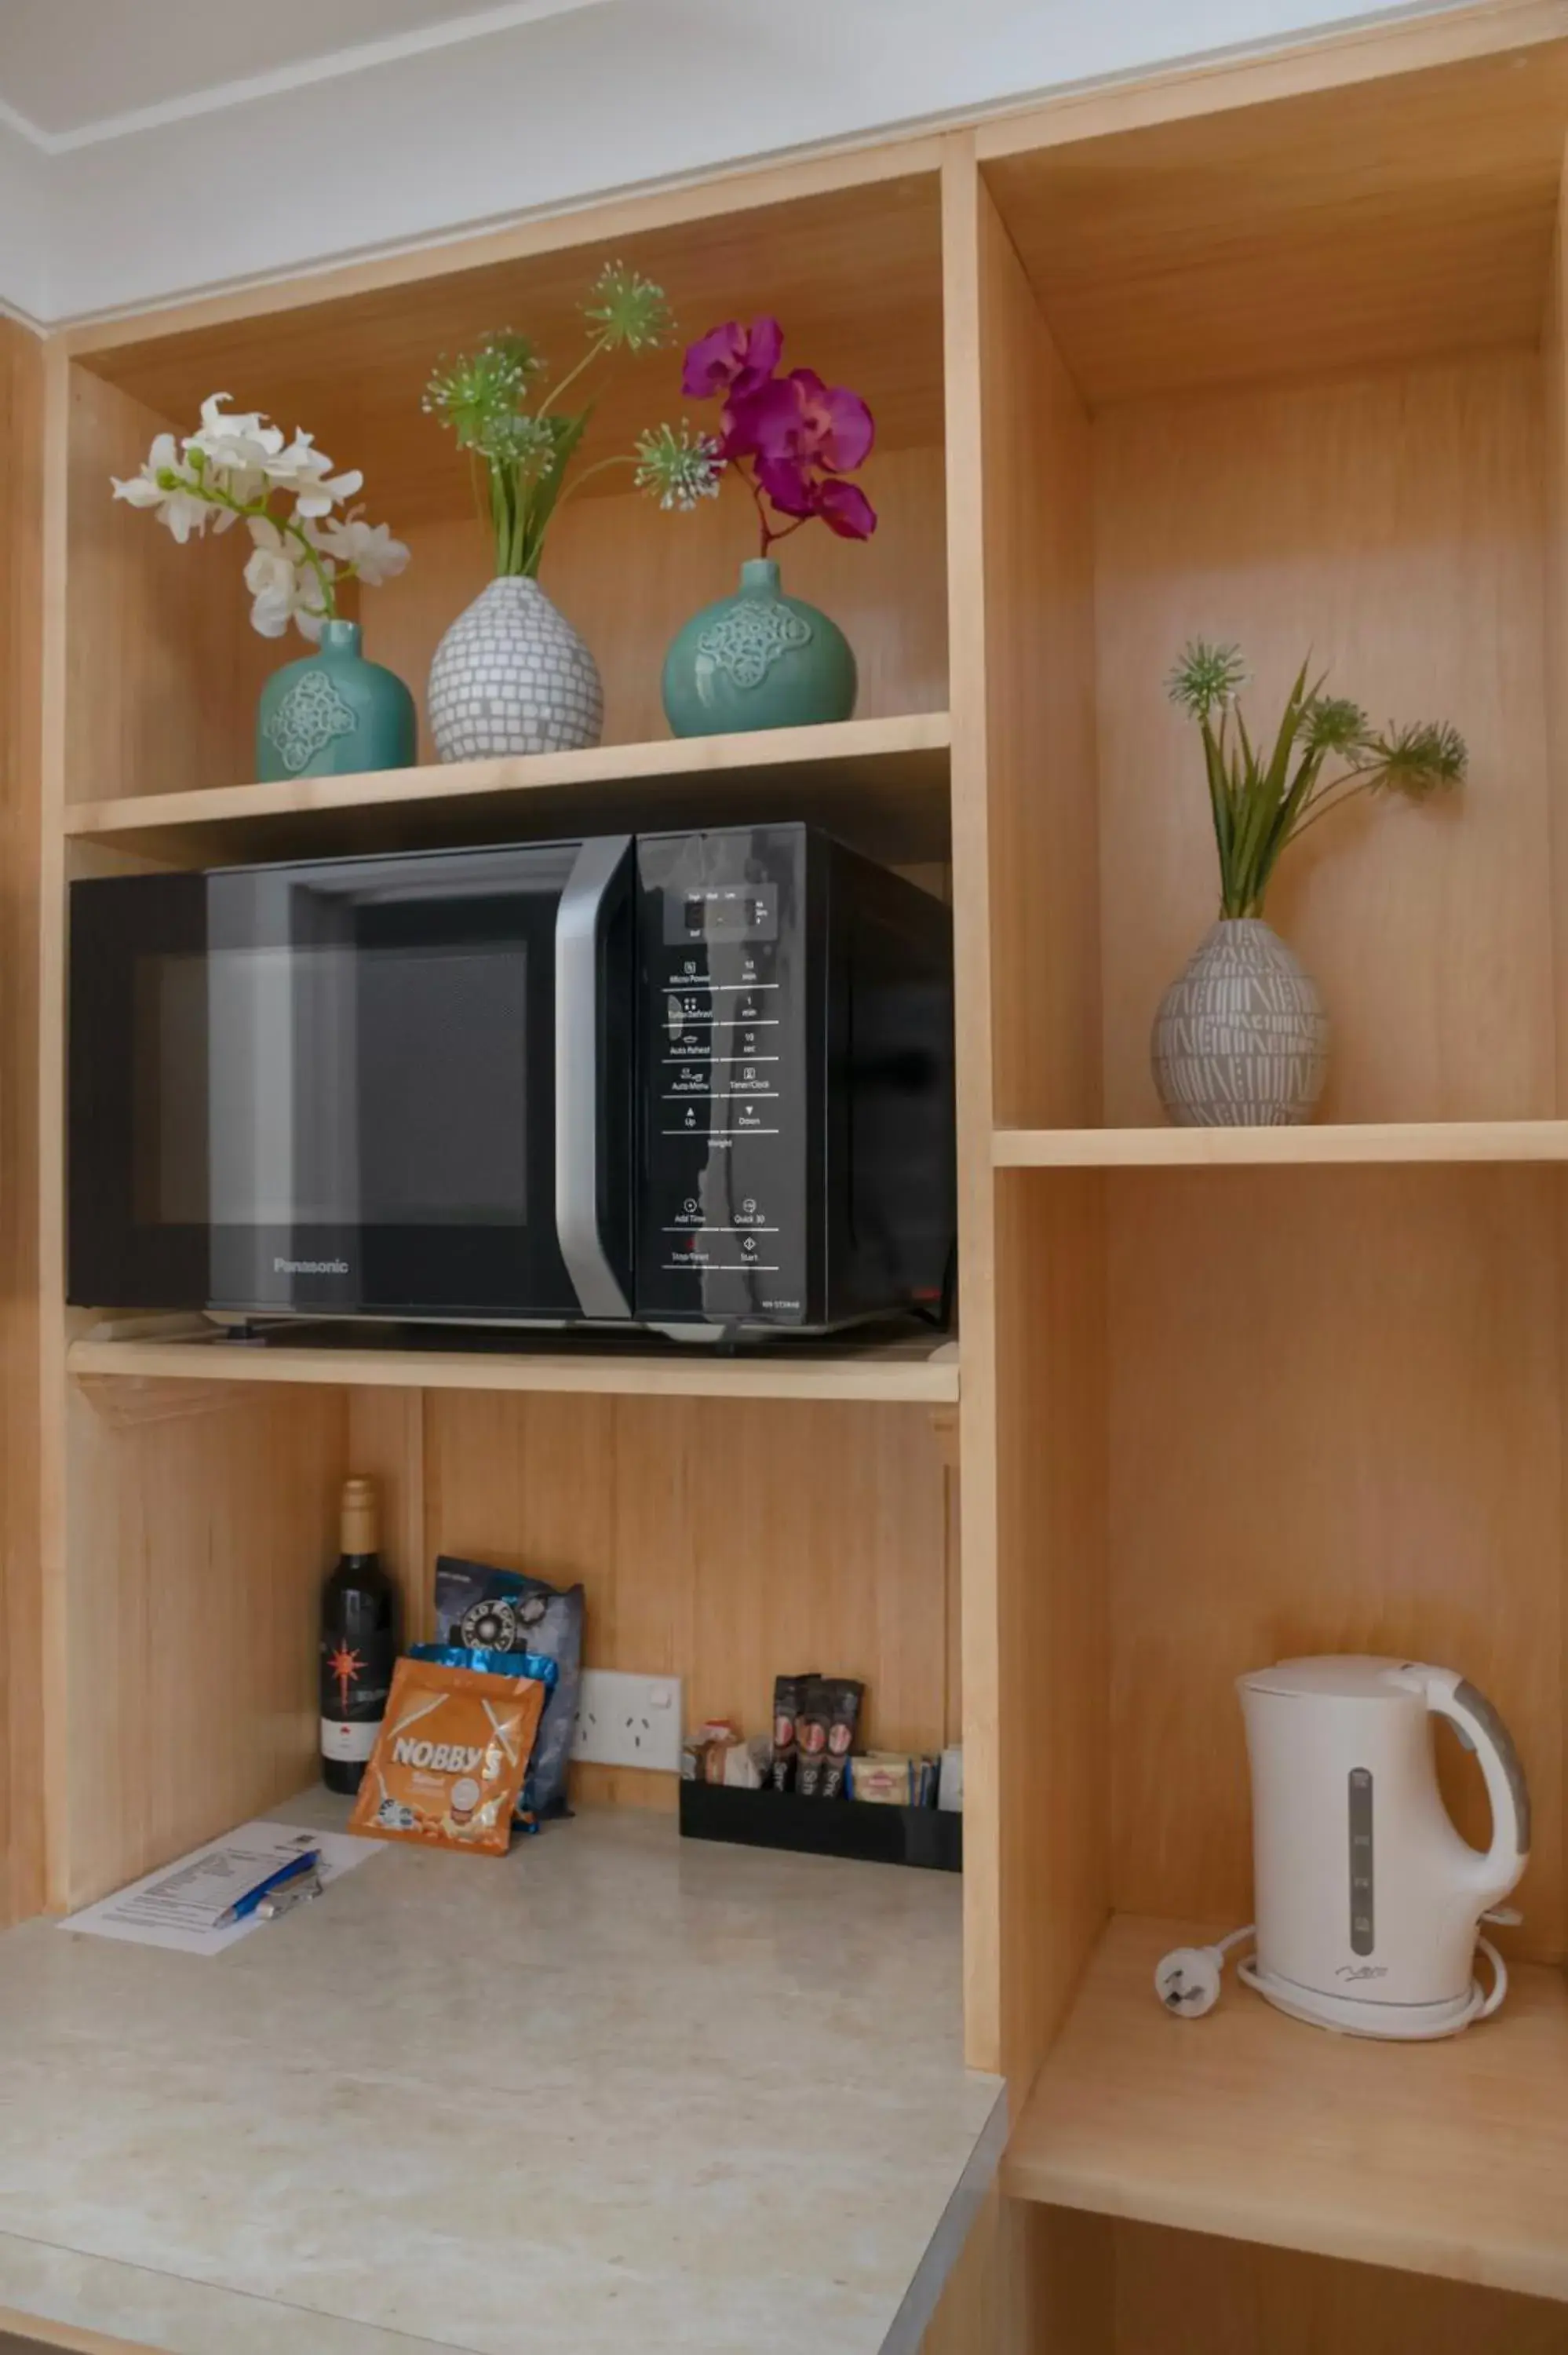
(427, 575, 603, 761)
(1151, 918, 1329, 1126)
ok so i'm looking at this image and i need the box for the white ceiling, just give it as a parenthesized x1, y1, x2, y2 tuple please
(0, 0, 608, 144)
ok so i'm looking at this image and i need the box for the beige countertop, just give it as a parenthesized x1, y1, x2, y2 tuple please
(0, 1796, 1003, 2355)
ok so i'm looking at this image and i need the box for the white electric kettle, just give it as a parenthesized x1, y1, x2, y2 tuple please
(1240, 1656, 1530, 2037)
(1156, 1656, 1530, 2038)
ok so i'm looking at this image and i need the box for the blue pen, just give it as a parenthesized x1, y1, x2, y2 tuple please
(217, 1848, 321, 1928)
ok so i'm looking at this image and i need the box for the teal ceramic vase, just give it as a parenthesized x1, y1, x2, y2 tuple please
(661, 557, 858, 737)
(256, 619, 417, 782)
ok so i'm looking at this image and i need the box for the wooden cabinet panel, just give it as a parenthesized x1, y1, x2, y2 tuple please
(1106, 1164, 1565, 1957)
(0, 319, 44, 1929)
(1094, 350, 1552, 1129)
(421, 1390, 957, 1809)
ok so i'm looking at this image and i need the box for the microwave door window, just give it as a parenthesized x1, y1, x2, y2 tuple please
(204, 851, 583, 1318)
(353, 941, 527, 1225)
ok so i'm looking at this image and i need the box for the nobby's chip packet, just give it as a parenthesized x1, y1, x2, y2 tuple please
(349, 1656, 545, 1857)
(407, 1644, 558, 1827)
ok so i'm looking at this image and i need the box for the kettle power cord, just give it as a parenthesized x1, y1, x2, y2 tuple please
(1154, 1922, 1513, 2028)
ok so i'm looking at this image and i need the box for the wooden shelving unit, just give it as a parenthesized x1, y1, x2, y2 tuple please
(1003, 1913, 1568, 2303)
(14, 9, 1568, 2352)
(64, 710, 952, 867)
(67, 1329, 960, 1404)
(32, 137, 968, 2006)
(994, 1121, 1568, 1167)
(945, 11, 1568, 2350)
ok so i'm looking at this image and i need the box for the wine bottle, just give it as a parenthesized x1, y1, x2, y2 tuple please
(319, 1476, 399, 1796)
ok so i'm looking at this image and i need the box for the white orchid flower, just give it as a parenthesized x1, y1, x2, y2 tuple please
(111, 432, 211, 542)
(292, 554, 337, 642)
(267, 430, 364, 518)
(242, 536, 299, 638)
(294, 469, 366, 519)
(314, 513, 410, 586)
(197, 392, 283, 448)
(111, 392, 405, 637)
(185, 396, 286, 510)
(246, 515, 339, 641)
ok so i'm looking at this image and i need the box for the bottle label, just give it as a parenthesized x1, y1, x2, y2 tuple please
(321, 1718, 379, 1763)
(320, 1628, 395, 1726)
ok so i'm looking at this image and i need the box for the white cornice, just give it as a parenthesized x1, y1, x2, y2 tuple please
(0, 0, 613, 152)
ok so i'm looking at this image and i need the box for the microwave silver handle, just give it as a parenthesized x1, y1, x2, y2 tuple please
(555, 835, 633, 1319)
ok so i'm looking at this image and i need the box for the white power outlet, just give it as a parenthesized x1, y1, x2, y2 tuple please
(570, 1669, 684, 1773)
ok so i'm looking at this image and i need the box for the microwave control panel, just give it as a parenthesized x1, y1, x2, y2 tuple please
(634, 827, 810, 1324)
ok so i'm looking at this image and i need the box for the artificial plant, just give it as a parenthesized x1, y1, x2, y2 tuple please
(1167, 641, 1467, 918)
(424, 261, 684, 577)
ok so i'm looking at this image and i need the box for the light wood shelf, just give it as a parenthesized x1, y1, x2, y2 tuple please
(1002, 1913, 1568, 2303)
(994, 1121, 1568, 1169)
(66, 1329, 960, 1405)
(63, 711, 952, 866)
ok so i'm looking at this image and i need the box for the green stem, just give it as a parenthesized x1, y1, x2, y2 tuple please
(547, 451, 635, 523)
(278, 517, 336, 614)
(192, 461, 339, 616)
(537, 334, 609, 422)
(1282, 776, 1374, 845)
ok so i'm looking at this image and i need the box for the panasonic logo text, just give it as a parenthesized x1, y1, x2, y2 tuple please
(391, 1738, 486, 1773)
(274, 1258, 350, 1275)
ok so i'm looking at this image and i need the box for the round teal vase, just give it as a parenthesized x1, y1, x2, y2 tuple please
(256, 619, 417, 782)
(661, 558, 858, 737)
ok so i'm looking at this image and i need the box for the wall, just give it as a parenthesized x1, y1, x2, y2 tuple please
(4, 1, 1485, 323)
(0, 122, 48, 325)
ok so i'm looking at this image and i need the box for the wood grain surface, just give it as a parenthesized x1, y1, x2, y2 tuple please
(1005, 1911, 1568, 2303)
(1106, 1163, 1565, 1958)
(421, 1389, 958, 1803)
(69, 170, 945, 531)
(983, 39, 1568, 403)
(1093, 349, 1552, 1128)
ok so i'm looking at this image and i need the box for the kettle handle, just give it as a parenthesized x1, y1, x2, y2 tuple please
(1407, 1665, 1531, 1889)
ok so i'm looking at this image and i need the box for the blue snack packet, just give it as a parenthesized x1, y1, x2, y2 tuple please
(432, 1558, 584, 1820)
(408, 1643, 559, 1827)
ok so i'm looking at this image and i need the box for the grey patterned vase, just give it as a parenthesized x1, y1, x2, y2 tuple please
(427, 575, 603, 761)
(1151, 918, 1329, 1126)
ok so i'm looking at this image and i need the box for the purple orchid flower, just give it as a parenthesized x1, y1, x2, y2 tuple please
(681, 317, 784, 402)
(738, 367, 875, 473)
(810, 476, 877, 540)
(754, 453, 815, 517)
(676, 319, 877, 557)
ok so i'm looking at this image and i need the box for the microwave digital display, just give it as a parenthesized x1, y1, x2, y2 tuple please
(665, 883, 779, 945)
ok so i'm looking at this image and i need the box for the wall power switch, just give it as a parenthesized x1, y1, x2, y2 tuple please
(570, 1669, 684, 1773)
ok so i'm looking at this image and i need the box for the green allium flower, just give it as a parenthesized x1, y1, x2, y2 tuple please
(476, 411, 558, 481)
(1355, 718, 1468, 795)
(422, 333, 545, 453)
(1167, 639, 1248, 721)
(634, 421, 723, 511)
(583, 261, 673, 352)
(1300, 695, 1367, 754)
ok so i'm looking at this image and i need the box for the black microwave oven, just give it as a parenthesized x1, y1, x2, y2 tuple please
(68, 823, 956, 1338)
